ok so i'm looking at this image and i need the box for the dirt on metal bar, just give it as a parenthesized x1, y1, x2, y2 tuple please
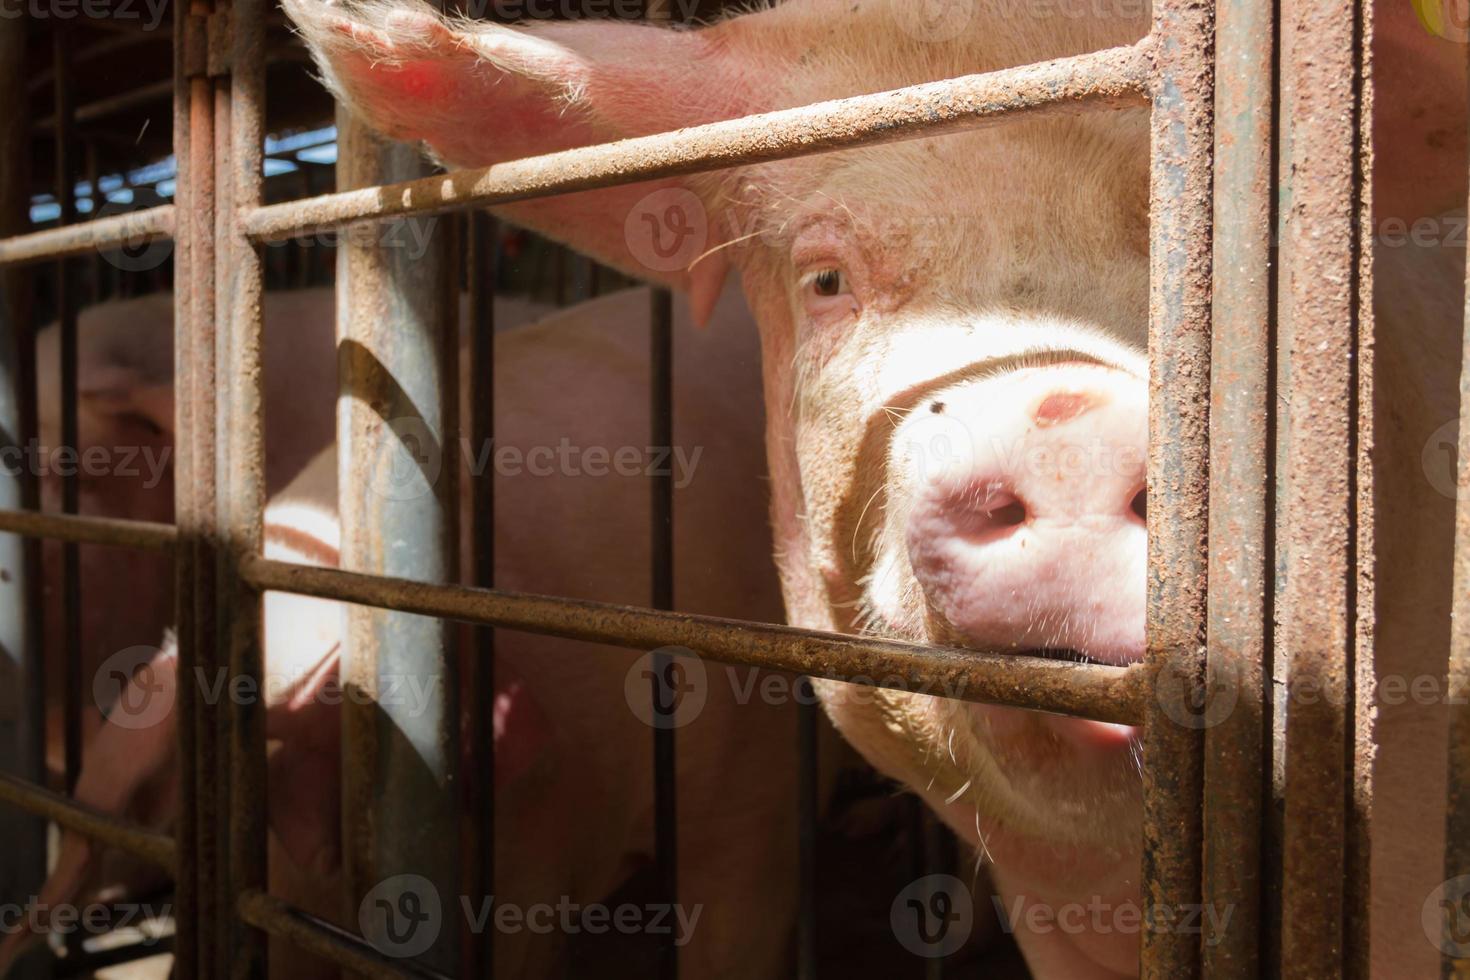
(0, 206, 175, 268)
(221, 0, 271, 976)
(0, 772, 177, 872)
(241, 555, 1147, 725)
(1276, 0, 1362, 972)
(1202, 0, 1272, 972)
(1140, 0, 1214, 975)
(0, 509, 176, 550)
(242, 43, 1152, 242)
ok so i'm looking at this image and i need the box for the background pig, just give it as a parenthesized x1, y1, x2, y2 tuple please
(33, 288, 550, 777)
(14, 283, 821, 980)
(282, 0, 1470, 974)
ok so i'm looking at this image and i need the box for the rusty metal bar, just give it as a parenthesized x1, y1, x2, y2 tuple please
(463, 210, 496, 979)
(795, 677, 817, 980)
(0, 771, 177, 871)
(237, 891, 453, 980)
(178, 0, 224, 974)
(0, 206, 175, 268)
(0, 10, 48, 974)
(1141, 0, 1214, 973)
(242, 43, 1151, 243)
(222, 0, 270, 976)
(335, 111, 460, 975)
(1443, 88, 1470, 980)
(1275, 0, 1364, 971)
(1201, 0, 1272, 971)
(53, 24, 85, 797)
(242, 555, 1145, 724)
(0, 509, 176, 549)
(649, 287, 678, 980)
(171, 0, 201, 976)
(37, 78, 176, 130)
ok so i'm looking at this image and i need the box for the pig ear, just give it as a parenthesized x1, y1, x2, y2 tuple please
(283, 0, 767, 318)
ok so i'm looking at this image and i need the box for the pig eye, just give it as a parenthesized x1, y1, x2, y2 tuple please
(811, 268, 847, 297)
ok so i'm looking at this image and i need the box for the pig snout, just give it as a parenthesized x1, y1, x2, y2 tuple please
(896, 363, 1147, 667)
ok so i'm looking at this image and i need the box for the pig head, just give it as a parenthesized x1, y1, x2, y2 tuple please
(283, 0, 1470, 975)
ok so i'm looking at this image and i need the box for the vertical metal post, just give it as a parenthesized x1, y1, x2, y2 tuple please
(1274, 0, 1366, 971)
(51, 25, 83, 797)
(795, 677, 817, 980)
(465, 210, 496, 978)
(171, 1, 200, 976)
(223, 0, 269, 977)
(175, 0, 222, 975)
(1202, 0, 1272, 973)
(1443, 110, 1470, 980)
(0, 12, 48, 979)
(1142, 0, 1214, 975)
(336, 109, 460, 975)
(649, 286, 678, 980)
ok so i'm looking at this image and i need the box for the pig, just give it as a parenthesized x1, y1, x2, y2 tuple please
(11, 282, 823, 980)
(32, 288, 551, 778)
(280, 0, 1470, 974)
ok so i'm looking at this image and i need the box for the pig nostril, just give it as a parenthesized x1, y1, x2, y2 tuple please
(987, 499, 1027, 527)
(1129, 486, 1147, 524)
(943, 486, 1029, 545)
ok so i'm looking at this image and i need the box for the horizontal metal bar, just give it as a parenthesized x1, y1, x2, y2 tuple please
(236, 891, 453, 980)
(0, 772, 176, 872)
(0, 508, 176, 550)
(37, 79, 174, 130)
(0, 205, 174, 269)
(242, 42, 1152, 243)
(241, 556, 1145, 724)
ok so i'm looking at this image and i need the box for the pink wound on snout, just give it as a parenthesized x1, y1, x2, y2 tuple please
(1033, 391, 1103, 428)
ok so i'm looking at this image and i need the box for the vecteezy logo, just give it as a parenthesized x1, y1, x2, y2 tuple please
(891, 0, 974, 43)
(1422, 418, 1462, 500)
(891, 874, 973, 958)
(93, 645, 173, 731)
(624, 646, 708, 729)
(1424, 874, 1470, 956)
(624, 189, 707, 273)
(1413, 0, 1470, 41)
(359, 874, 442, 959)
(93, 197, 176, 272)
(368, 416, 443, 503)
(1154, 655, 1239, 730)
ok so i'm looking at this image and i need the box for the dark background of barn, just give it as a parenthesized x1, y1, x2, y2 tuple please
(9, 2, 1030, 976)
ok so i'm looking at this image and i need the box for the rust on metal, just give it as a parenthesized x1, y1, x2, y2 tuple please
(1444, 139, 1470, 980)
(1202, 0, 1271, 971)
(236, 891, 453, 980)
(243, 43, 1152, 243)
(0, 772, 177, 872)
(0, 509, 176, 550)
(1140, 0, 1214, 975)
(1275, 0, 1364, 971)
(0, 205, 175, 268)
(171, 0, 201, 974)
(242, 554, 1147, 725)
(221, 0, 270, 975)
